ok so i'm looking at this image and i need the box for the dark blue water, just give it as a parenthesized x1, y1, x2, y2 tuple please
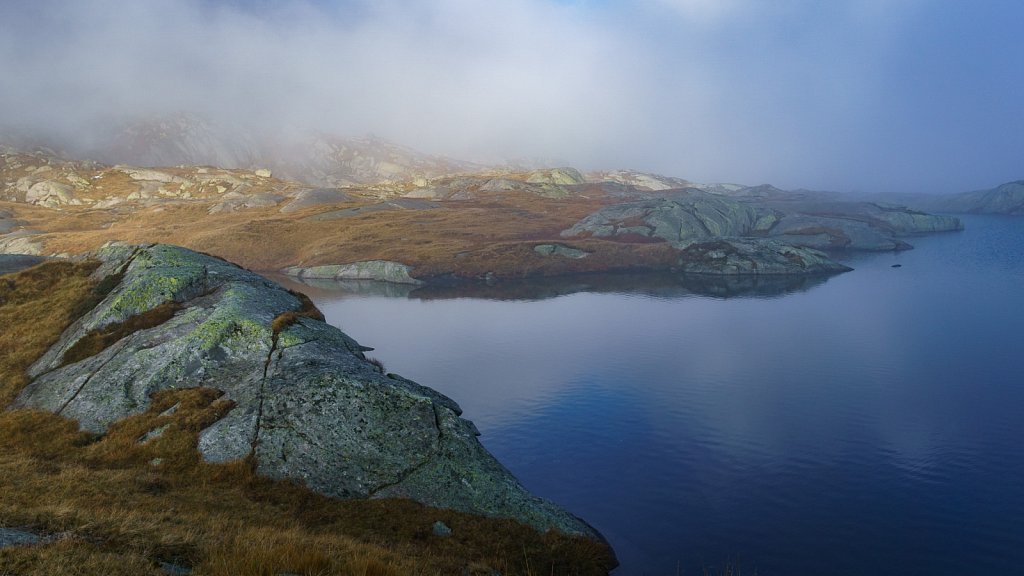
(300, 215, 1024, 575)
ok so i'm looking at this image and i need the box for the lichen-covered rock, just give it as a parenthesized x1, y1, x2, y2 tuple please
(13, 244, 599, 538)
(561, 192, 766, 246)
(676, 239, 851, 275)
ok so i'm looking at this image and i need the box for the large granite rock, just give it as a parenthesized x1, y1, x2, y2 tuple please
(562, 192, 962, 262)
(561, 191, 775, 246)
(12, 244, 598, 538)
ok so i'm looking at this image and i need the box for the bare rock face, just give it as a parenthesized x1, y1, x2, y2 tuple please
(25, 181, 80, 207)
(562, 191, 963, 270)
(13, 244, 600, 539)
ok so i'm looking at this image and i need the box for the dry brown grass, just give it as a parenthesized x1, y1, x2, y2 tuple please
(8, 183, 677, 281)
(0, 260, 103, 407)
(0, 262, 616, 575)
(61, 301, 183, 366)
(271, 289, 326, 334)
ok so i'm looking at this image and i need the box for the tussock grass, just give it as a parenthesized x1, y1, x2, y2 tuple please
(0, 261, 616, 575)
(271, 289, 326, 334)
(62, 301, 183, 366)
(0, 260, 103, 407)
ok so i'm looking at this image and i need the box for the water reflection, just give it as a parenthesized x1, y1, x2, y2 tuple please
(272, 216, 1024, 575)
(272, 269, 838, 302)
(0, 254, 48, 275)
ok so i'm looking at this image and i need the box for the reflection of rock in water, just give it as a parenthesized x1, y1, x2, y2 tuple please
(266, 274, 419, 299)
(273, 270, 836, 301)
(0, 254, 49, 276)
(416, 272, 834, 301)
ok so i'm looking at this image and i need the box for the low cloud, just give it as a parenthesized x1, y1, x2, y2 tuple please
(1, 0, 1020, 193)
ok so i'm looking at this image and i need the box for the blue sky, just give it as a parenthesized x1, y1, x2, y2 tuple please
(1, 0, 1021, 193)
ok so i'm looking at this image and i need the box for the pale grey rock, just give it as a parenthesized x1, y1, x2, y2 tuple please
(0, 231, 43, 255)
(26, 181, 80, 207)
(562, 192, 765, 247)
(121, 168, 185, 184)
(14, 244, 599, 538)
(589, 170, 691, 191)
(526, 167, 584, 186)
(534, 243, 589, 259)
(283, 261, 424, 285)
(432, 521, 453, 537)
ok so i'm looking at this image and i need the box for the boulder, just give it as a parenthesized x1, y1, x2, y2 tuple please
(0, 231, 43, 255)
(26, 181, 80, 208)
(12, 245, 599, 538)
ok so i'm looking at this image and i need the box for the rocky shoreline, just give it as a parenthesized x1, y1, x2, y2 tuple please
(10, 244, 604, 540)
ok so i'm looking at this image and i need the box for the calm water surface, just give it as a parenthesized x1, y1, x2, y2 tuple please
(299, 215, 1024, 575)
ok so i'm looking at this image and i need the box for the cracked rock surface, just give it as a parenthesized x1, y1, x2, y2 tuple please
(12, 244, 600, 538)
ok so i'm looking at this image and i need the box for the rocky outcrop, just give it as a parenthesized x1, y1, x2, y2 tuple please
(0, 231, 43, 255)
(674, 239, 850, 275)
(561, 191, 777, 247)
(588, 170, 691, 191)
(25, 181, 81, 207)
(283, 261, 424, 285)
(12, 244, 599, 538)
(562, 192, 962, 263)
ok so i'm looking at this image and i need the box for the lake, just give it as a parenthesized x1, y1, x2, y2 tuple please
(287, 215, 1024, 575)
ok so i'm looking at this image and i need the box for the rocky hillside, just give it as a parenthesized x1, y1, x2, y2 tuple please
(929, 180, 1024, 215)
(12, 244, 601, 539)
(0, 144, 964, 282)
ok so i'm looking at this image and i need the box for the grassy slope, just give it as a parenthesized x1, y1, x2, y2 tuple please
(0, 262, 615, 575)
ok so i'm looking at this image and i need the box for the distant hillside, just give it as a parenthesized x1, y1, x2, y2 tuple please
(936, 180, 1024, 215)
(5, 114, 483, 189)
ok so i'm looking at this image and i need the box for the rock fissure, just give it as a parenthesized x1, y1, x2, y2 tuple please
(54, 341, 127, 416)
(250, 330, 281, 456)
(15, 244, 604, 538)
(367, 403, 446, 498)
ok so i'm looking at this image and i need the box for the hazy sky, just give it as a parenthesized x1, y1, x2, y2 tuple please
(1, 0, 1021, 193)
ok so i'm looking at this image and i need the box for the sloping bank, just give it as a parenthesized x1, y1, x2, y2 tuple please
(12, 244, 605, 542)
